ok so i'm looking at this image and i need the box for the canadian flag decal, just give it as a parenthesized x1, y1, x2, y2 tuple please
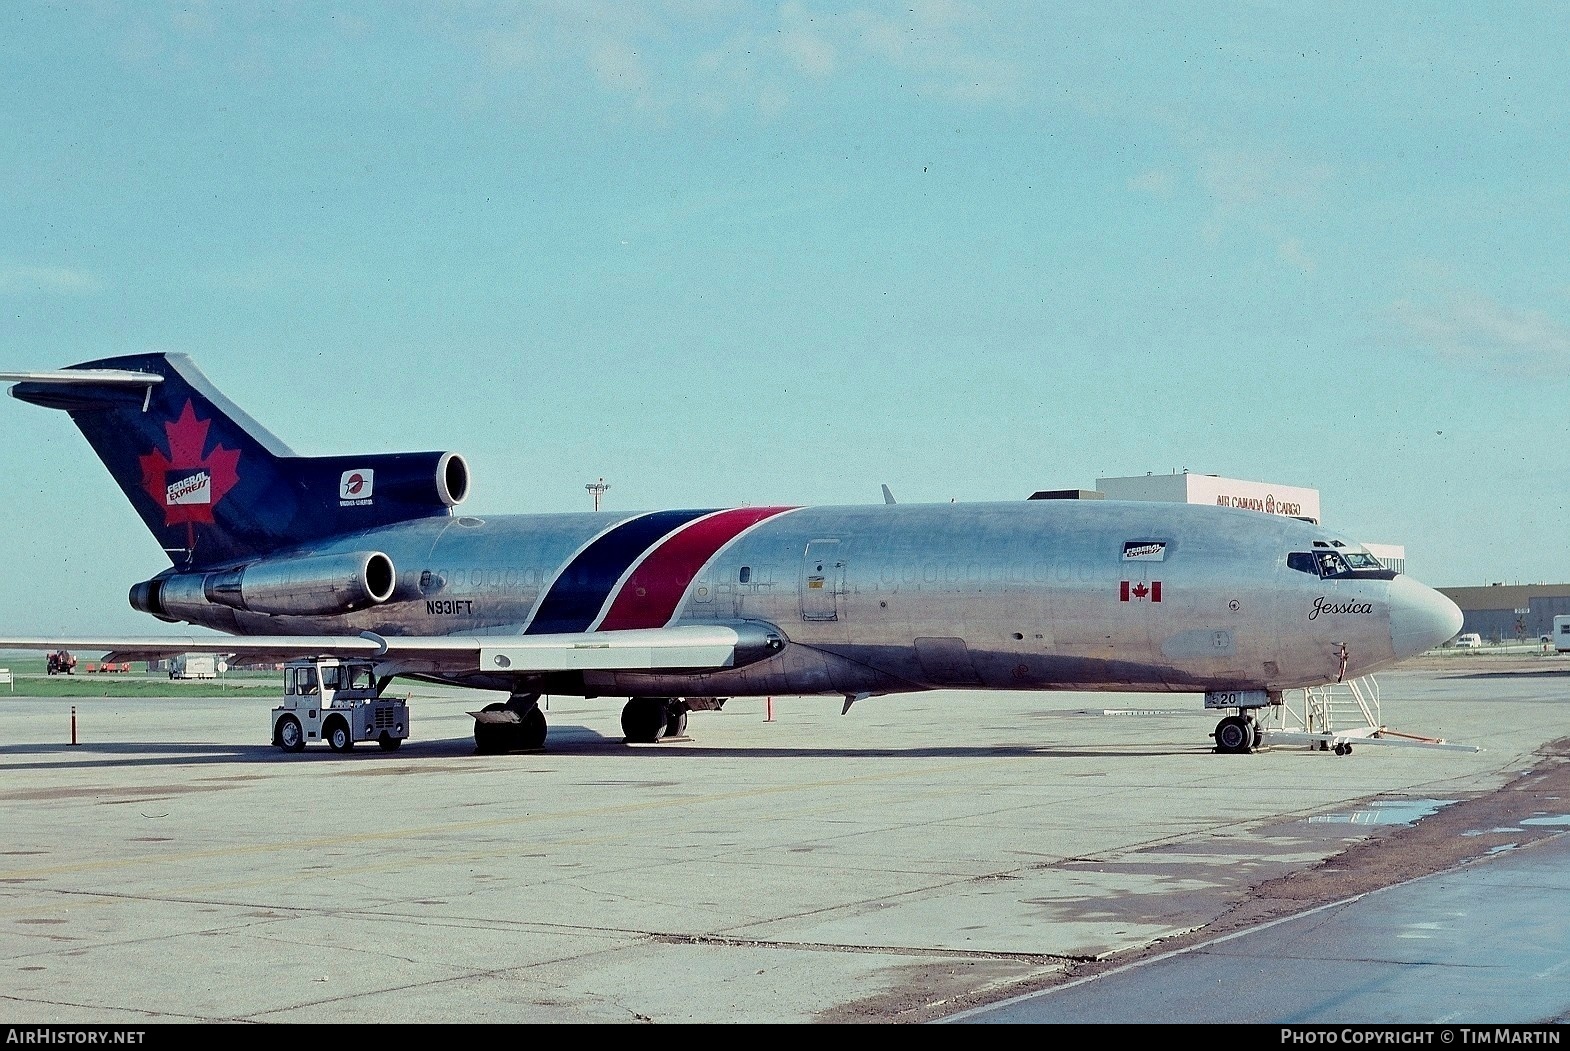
(1120, 580, 1162, 602)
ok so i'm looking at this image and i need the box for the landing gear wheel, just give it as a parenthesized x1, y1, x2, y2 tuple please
(473, 699, 547, 754)
(474, 702, 510, 755)
(325, 719, 353, 753)
(513, 704, 547, 750)
(622, 697, 671, 744)
(1213, 715, 1254, 754)
(276, 715, 305, 753)
(664, 701, 690, 739)
(377, 733, 402, 752)
(1334, 742, 1352, 756)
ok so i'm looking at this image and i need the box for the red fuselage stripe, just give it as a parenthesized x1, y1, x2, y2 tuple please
(597, 506, 798, 630)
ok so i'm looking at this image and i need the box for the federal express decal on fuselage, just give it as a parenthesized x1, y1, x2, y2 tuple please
(1122, 541, 1167, 562)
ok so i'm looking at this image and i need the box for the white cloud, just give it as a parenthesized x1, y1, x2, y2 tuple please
(1182, 146, 1334, 272)
(1127, 168, 1173, 197)
(590, 38, 654, 97)
(471, 2, 1021, 119)
(1385, 291, 1570, 372)
(1196, 149, 1332, 214)
(1277, 237, 1315, 276)
(0, 265, 98, 294)
(779, 28, 836, 79)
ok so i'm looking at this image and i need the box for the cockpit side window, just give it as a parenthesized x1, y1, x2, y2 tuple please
(1294, 545, 1397, 580)
(1318, 552, 1349, 577)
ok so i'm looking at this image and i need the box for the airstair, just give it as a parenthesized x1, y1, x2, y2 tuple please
(1254, 675, 1477, 754)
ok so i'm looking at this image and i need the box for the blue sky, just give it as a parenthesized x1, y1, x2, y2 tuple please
(3, 1, 1567, 633)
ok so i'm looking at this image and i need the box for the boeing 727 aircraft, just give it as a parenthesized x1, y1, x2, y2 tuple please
(0, 354, 1462, 754)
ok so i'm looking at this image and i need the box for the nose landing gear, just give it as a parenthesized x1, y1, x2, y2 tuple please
(1212, 714, 1259, 755)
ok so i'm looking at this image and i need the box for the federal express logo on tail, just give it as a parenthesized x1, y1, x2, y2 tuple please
(166, 468, 211, 507)
(138, 401, 240, 527)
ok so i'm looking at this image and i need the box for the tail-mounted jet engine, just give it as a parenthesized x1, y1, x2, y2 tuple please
(130, 550, 396, 622)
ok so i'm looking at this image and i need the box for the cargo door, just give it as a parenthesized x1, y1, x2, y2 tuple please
(800, 539, 844, 622)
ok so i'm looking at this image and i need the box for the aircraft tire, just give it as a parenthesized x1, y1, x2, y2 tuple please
(664, 702, 689, 739)
(276, 716, 306, 753)
(622, 697, 670, 744)
(475, 703, 511, 755)
(662, 703, 687, 738)
(517, 706, 547, 750)
(1213, 715, 1254, 755)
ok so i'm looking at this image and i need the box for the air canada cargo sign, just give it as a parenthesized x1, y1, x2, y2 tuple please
(1216, 492, 1306, 517)
(1185, 475, 1320, 523)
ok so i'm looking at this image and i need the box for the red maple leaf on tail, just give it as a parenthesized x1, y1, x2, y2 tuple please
(138, 401, 241, 527)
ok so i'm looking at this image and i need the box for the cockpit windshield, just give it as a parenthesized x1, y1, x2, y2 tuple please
(1287, 540, 1397, 580)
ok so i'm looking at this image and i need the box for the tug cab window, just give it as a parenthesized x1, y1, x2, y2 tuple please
(286, 666, 321, 695)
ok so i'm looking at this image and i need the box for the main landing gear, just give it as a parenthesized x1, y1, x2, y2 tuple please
(620, 696, 691, 745)
(1212, 713, 1264, 755)
(471, 694, 700, 753)
(472, 693, 548, 755)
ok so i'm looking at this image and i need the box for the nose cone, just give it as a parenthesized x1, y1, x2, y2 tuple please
(1388, 575, 1464, 659)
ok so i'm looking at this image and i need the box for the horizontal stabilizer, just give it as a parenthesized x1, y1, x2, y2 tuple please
(0, 368, 163, 387)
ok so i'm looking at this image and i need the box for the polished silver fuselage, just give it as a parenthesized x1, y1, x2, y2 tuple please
(174, 500, 1415, 699)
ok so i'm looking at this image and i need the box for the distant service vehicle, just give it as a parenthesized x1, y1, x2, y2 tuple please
(1553, 616, 1570, 653)
(46, 650, 76, 675)
(168, 653, 220, 680)
(1453, 633, 1483, 649)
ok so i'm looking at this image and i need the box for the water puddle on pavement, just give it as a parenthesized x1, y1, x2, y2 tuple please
(1307, 798, 1457, 826)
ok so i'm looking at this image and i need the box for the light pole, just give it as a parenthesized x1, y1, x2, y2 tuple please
(586, 478, 609, 511)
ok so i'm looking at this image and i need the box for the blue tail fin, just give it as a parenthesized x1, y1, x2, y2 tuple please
(8, 353, 468, 568)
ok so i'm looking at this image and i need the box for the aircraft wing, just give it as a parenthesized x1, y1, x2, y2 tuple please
(0, 623, 784, 677)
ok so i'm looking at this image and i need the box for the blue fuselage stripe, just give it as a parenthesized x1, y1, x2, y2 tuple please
(525, 509, 717, 634)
